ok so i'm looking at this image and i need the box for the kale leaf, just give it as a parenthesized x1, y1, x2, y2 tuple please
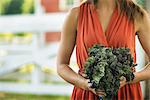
(84, 44, 136, 99)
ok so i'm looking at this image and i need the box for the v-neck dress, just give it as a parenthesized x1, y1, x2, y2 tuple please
(71, 1, 143, 100)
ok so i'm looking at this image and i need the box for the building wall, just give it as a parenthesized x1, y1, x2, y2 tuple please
(45, 32, 60, 43)
(41, 0, 61, 43)
(41, 0, 59, 12)
(41, 0, 81, 43)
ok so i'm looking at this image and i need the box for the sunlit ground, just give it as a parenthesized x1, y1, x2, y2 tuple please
(0, 93, 70, 100)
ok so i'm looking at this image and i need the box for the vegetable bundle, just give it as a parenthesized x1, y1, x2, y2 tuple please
(84, 44, 137, 99)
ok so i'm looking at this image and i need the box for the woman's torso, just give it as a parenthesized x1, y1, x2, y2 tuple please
(71, 1, 143, 100)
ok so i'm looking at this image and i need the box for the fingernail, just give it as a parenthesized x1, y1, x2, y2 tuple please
(87, 79, 90, 82)
(88, 83, 92, 87)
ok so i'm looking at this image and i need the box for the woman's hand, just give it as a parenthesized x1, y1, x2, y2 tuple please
(81, 73, 106, 96)
(119, 76, 127, 88)
(119, 71, 141, 88)
(83, 79, 106, 96)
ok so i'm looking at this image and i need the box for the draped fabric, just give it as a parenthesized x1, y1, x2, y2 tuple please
(71, 1, 143, 100)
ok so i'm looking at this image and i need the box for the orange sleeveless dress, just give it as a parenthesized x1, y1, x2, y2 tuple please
(71, 2, 143, 100)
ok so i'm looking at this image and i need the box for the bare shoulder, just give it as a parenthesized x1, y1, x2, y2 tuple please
(70, 6, 80, 15)
(140, 9, 150, 26)
(61, 6, 81, 41)
(134, 8, 150, 59)
(61, 6, 81, 34)
(134, 7, 150, 33)
(67, 6, 80, 21)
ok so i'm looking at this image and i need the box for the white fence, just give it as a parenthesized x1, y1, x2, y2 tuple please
(0, 13, 146, 96)
(0, 13, 66, 32)
(0, 13, 75, 96)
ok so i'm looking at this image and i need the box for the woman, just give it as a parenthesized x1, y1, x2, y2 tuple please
(57, 0, 150, 99)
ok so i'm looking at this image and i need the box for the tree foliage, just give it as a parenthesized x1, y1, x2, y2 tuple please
(0, 0, 34, 15)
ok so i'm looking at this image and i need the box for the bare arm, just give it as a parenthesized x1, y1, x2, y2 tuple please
(132, 10, 150, 83)
(57, 7, 106, 96)
(56, 7, 87, 89)
(57, 6, 106, 96)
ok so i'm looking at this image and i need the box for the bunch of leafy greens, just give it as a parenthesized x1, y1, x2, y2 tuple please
(84, 44, 136, 99)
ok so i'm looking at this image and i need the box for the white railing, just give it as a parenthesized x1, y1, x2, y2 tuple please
(0, 13, 75, 95)
(0, 13, 66, 32)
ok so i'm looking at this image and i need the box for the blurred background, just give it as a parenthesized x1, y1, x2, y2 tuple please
(0, 0, 149, 100)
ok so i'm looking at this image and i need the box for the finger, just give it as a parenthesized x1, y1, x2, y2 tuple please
(96, 91, 106, 96)
(120, 76, 125, 81)
(120, 79, 127, 85)
(89, 88, 106, 96)
(85, 79, 90, 83)
(88, 87, 95, 91)
(120, 81, 123, 86)
(89, 88, 96, 94)
(96, 93, 106, 96)
(120, 81, 126, 89)
(87, 83, 93, 88)
(81, 73, 87, 77)
(96, 89, 105, 92)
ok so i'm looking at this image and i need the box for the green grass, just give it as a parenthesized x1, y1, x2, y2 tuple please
(0, 93, 70, 100)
